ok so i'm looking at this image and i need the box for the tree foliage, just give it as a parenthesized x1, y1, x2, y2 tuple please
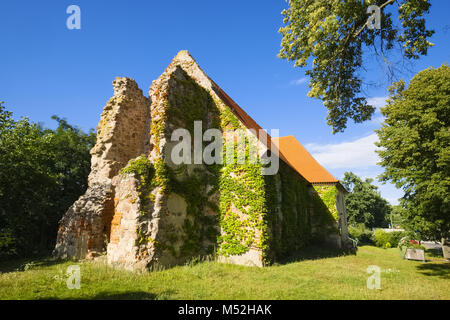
(279, 0, 434, 133)
(389, 205, 406, 228)
(0, 102, 95, 260)
(375, 64, 450, 240)
(342, 171, 391, 228)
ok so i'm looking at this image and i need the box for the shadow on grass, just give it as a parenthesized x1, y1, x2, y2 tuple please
(39, 290, 177, 300)
(416, 263, 450, 280)
(279, 244, 355, 264)
(425, 248, 443, 258)
(0, 256, 62, 274)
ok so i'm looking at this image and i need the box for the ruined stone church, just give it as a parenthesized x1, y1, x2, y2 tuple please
(54, 51, 350, 270)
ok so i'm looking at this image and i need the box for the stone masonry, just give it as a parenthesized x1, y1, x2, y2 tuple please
(54, 51, 347, 270)
(54, 78, 150, 260)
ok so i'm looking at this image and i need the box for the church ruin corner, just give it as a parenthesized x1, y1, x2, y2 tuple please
(54, 50, 350, 270)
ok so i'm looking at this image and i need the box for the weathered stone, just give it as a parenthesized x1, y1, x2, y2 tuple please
(88, 77, 151, 185)
(218, 248, 263, 267)
(54, 51, 347, 270)
(107, 174, 142, 270)
(54, 77, 150, 261)
(404, 248, 426, 262)
(442, 238, 450, 260)
(54, 183, 112, 259)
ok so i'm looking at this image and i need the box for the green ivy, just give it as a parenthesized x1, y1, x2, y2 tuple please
(120, 155, 156, 217)
(166, 165, 219, 258)
(262, 162, 311, 263)
(139, 67, 339, 265)
(310, 187, 338, 242)
(218, 161, 268, 256)
(313, 185, 339, 221)
(120, 156, 158, 248)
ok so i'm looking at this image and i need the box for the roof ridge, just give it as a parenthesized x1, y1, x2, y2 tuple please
(150, 50, 292, 166)
(272, 136, 339, 184)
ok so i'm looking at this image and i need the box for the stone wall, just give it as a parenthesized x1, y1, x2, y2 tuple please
(336, 188, 350, 244)
(262, 162, 341, 263)
(312, 184, 350, 248)
(54, 78, 150, 260)
(54, 51, 346, 270)
(102, 52, 226, 270)
(106, 174, 143, 270)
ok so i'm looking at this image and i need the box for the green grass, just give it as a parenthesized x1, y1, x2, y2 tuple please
(0, 246, 448, 300)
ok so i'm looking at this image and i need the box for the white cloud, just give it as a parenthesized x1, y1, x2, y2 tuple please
(305, 133, 404, 205)
(376, 183, 403, 205)
(384, 197, 400, 206)
(290, 78, 307, 86)
(306, 133, 379, 169)
(366, 96, 388, 126)
(367, 96, 388, 111)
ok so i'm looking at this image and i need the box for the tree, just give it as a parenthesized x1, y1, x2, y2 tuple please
(376, 64, 450, 241)
(279, 0, 434, 133)
(342, 172, 391, 228)
(0, 102, 96, 260)
(390, 205, 406, 228)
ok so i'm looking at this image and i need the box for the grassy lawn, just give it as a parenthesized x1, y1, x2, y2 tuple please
(0, 246, 448, 300)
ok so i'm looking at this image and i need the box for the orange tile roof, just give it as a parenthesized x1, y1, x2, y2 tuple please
(210, 80, 291, 165)
(272, 136, 339, 184)
(200, 57, 338, 187)
(209, 81, 338, 186)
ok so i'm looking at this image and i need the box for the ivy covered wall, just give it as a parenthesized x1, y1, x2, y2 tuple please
(263, 161, 310, 263)
(262, 164, 339, 264)
(149, 65, 338, 267)
(310, 186, 339, 244)
(312, 184, 348, 245)
(110, 52, 341, 269)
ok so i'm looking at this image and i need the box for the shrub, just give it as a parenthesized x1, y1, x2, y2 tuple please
(373, 229, 389, 248)
(0, 105, 96, 261)
(348, 224, 374, 245)
(372, 229, 407, 248)
(0, 229, 17, 261)
(387, 231, 407, 247)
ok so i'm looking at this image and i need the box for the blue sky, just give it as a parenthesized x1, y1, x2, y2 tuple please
(1, 1, 449, 204)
